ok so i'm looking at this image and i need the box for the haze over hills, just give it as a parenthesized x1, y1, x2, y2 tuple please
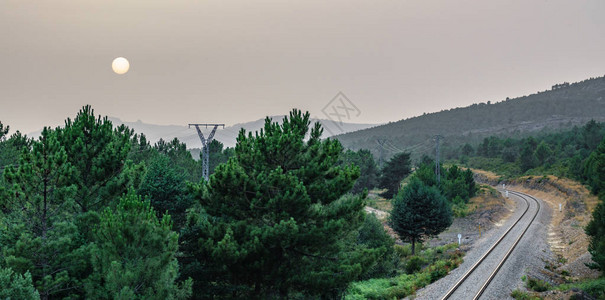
(335, 75, 605, 160)
(102, 116, 378, 150)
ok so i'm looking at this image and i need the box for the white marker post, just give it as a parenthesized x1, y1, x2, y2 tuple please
(503, 183, 505, 189)
(559, 203, 562, 212)
(505, 190, 509, 198)
(458, 233, 462, 245)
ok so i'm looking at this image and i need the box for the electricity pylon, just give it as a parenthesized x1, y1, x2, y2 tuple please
(376, 139, 387, 168)
(189, 123, 224, 181)
(434, 135, 443, 184)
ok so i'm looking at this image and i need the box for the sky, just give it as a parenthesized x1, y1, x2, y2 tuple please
(2, 0, 605, 135)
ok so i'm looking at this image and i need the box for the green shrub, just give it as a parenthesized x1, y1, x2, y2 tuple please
(511, 289, 540, 300)
(453, 202, 469, 217)
(346, 243, 463, 299)
(405, 256, 424, 274)
(559, 277, 605, 300)
(345, 275, 418, 300)
(394, 243, 423, 259)
(357, 213, 398, 279)
(428, 260, 449, 282)
(526, 276, 551, 292)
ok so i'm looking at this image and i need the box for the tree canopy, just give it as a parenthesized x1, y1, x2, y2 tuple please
(86, 190, 191, 299)
(378, 152, 412, 199)
(181, 110, 376, 298)
(585, 137, 605, 272)
(389, 177, 452, 254)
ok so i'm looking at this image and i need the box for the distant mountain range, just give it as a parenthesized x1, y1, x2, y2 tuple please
(26, 74, 605, 162)
(334, 75, 605, 160)
(103, 116, 379, 149)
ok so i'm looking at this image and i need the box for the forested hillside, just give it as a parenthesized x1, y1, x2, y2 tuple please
(453, 120, 604, 181)
(0, 107, 396, 299)
(336, 76, 605, 159)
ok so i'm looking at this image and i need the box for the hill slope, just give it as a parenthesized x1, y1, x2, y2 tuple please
(335, 75, 605, 158)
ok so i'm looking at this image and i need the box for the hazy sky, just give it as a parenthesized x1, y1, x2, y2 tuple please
(2, 0, 605, 134)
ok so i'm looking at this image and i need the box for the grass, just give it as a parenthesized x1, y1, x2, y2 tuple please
(366, 189, 392, 212)
(558, 277, 605, 300)
(452, 202, 474, 218)
(466, 156, 522, 179)
(511, 289, 542, 300)
(345, 243, 463, 299)
(394, 244, 422, 258)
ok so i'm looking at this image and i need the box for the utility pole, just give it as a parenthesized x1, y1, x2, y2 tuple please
(376, 139, 387, 168)
(189, 123, 225, 181)
(434, 135, 443, 184)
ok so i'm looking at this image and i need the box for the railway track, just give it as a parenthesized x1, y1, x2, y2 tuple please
(440, 190, 542, 300)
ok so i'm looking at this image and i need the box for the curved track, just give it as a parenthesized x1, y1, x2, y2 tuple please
(440, 190, 542, 300)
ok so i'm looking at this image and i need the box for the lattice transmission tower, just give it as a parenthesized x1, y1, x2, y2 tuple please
(189, 123, 224, 181)
(434, 135, 443, 184)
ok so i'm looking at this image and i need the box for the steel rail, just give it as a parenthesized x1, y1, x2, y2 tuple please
(440, 190, 541, 300)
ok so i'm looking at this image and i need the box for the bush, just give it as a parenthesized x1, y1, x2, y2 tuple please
(511, 289, 540, 300)
(345, 273, 427, 300)
(405, 256, 424, 274)
(578, 278, 605, 299)
(345, 243, 463, 299)
(452, 202, 469, 217)
(559, 277, 605, 300)
(394, 244, 411, 258)
(428, 260, 449, 282)
(394, 243, 423, 258)
(357, 213, 397, 279)
(526, 276, 551, 292)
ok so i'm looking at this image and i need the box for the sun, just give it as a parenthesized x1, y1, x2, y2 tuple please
(112, 57, 130, 75)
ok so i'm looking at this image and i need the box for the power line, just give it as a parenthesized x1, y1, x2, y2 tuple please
(383, 141, 405, 153)
(376, 138, 435, 166)
(381, 143, 401, 153)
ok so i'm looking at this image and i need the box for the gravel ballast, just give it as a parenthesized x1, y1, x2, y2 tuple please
(413, 190, 553, 299)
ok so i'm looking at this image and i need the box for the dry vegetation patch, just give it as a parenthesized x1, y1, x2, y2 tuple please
(473, 169, 600, 281)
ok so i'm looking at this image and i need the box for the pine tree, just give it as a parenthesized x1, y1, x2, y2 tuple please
(154, 138, 201, 182)
(586, 200, 605, 272)
(585, 138, 605, 196)
(0, 130, 31, 175)
(56, 105, 137, 212)
(0, 121, 8, 141)
(138, 155, 193, 229)
(585, 138, 605, 271)
(461, 143, 474, 156)
(127, 133, 155, 165)
(1, 128, 86, 299)
(519, 137, 538, 172)
(582, 120, 603, 150)
(534, 141, 554, 166)
(389, 178, 452, 255)
(379, 152, 412, 198)
(86, 190, 192, 299)
(183, 110, 369, 298)
(341, 149, 379, 194)
(0, 267, 40, 300)
(356, 213, 396, 279)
